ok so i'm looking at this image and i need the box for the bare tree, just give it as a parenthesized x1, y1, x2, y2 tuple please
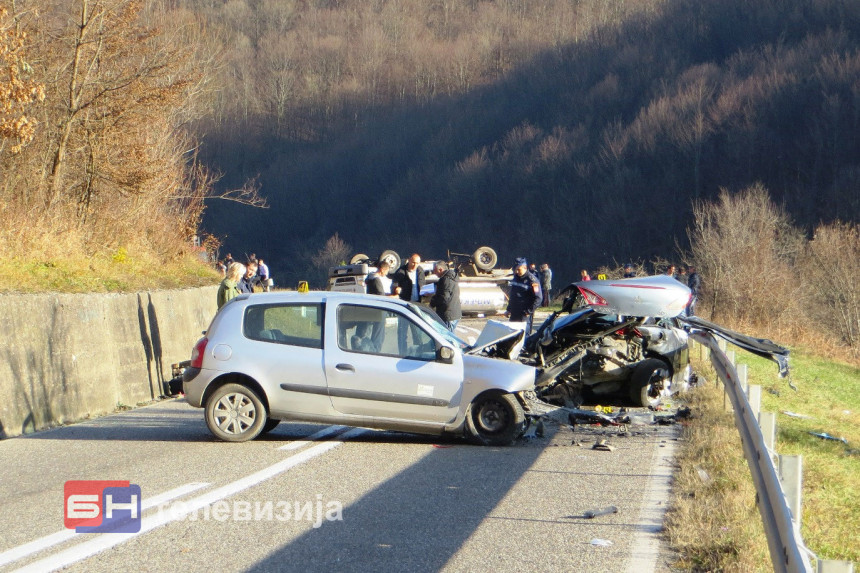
(312, 233, 351, 274)
(798, 221, 860, 355)
(687, 184, 803, 325)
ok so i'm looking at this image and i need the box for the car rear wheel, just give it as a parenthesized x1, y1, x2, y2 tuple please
(472, 246, 498, 271)
(629, 358, 670, 407)
(467, 392, 525, 446)
(205, 383, 267, 442)
(350, 253, 370, 264)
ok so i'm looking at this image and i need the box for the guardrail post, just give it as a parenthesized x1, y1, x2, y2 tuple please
(779, 455, 803, 527)
(738, 363, 749, 396)
(818, 560, 855, 572)
(748, 384, 761, 420)
(759, 411, 776, 453)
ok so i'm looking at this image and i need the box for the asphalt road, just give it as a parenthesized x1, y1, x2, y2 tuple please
(0, 313, 683, 573)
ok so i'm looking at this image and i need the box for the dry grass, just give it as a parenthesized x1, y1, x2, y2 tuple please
(665, 373, 772, 572)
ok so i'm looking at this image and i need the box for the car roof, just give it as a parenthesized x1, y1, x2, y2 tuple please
(232, 291, 411, 308)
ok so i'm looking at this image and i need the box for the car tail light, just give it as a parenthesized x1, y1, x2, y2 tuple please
(578, 286, 608, 307)
(190, 337, 208, 368)
(614, 326, 642, 337)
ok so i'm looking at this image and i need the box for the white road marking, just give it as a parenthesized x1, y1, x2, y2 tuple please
(0, 482, 209, 568)
(13, 427, 368, 573)
(624, 438, 677, 573)
(279, 424, 348, 451)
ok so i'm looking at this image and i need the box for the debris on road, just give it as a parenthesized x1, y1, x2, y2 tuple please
(593, 439, 615, 451)
(590, 538, 614, 547)
(584, 506, 618, 519)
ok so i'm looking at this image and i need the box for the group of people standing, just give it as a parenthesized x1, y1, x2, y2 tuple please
(216, 253, 272, 309)
(364, 253, 462, 332)
(665, 264, 701, 315)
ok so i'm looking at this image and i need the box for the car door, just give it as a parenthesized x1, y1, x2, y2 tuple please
(241, 302, 334, 416)
(324, 302, 464, 423)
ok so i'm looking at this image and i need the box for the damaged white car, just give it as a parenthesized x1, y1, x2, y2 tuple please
(467, 275, 790, 409)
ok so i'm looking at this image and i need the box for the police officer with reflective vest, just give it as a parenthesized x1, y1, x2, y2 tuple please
(506, 257, 542, 334)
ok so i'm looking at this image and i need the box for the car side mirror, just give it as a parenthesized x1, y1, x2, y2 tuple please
(437, 345, 455, 364)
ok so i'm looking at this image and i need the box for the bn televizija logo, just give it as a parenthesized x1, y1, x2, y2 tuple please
(64, 480, 345, 532)
(64, 480, 142, 533)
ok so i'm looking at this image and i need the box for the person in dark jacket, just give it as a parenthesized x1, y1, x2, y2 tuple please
(623, 263, 636, 278)
(539, 263, 552, 307)
(430, 261, 462, 331)
(238, 261, 260, 294)
(392, 253, 426, 302)
(507, 257, 542, 334)
(686, 266, 701, 315)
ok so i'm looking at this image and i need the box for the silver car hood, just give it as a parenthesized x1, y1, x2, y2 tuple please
(576, 275, 691, 318)
(466, 319, 525, 358)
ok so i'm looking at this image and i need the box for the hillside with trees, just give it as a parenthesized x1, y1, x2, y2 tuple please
(182, 0, 860, 288)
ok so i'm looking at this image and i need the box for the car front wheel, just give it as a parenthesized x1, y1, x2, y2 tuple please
(205, 383, 267, 442)
(467, 392, 525, 446)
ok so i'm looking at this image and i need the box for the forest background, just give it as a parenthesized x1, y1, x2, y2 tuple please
(1, 0, 858, 358)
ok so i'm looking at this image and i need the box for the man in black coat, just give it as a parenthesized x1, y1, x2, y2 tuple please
(506, 257, 542, 334)
(430, 261, 462, 331)
(392, 253, 426, 302)
(539, 263, 552, 307)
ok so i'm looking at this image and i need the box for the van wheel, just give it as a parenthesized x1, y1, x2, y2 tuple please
(350, 253, 370, 264)
(467, 392, 525, 446)
(472, 246, 498, 271)
(205, 384, 266, 442)
(629, 359, 670, 407)
(378, 250, 401, 271)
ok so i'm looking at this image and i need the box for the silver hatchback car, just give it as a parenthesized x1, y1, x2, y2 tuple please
(183, 291, 536, 445)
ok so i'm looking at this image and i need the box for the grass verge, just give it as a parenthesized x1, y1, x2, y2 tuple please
(0, 250, 219, 294)
(666, 343, 860, 569)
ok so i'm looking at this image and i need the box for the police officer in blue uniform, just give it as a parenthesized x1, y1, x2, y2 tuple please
(506, 257, 542, 334)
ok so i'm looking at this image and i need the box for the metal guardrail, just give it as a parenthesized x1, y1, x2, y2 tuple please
(690, 331, 828, 573)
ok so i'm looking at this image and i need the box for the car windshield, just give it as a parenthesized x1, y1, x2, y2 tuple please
(407, 303, 468, 349)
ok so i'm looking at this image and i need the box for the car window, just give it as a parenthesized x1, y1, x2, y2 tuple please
(337, 304, 436, 360)
(243, 303, 323, 349)
(406, 303, 468, 349)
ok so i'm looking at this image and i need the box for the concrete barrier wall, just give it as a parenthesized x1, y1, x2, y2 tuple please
(0, 286, 218, 439)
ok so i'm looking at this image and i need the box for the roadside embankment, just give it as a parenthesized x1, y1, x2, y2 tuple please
(0, 287, 217, 439)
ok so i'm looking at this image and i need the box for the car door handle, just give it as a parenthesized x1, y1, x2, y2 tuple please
(335, 363, 355, 372)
